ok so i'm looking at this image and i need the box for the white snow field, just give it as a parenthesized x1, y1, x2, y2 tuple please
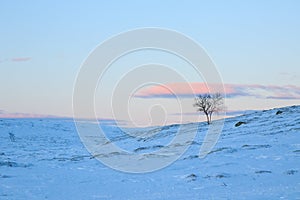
(0, 105, 299, 199)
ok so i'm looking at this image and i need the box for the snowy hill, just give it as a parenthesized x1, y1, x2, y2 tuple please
(0, 105, 299, 199)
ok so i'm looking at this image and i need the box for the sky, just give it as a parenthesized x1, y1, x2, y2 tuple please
(0, 0, 299, 126)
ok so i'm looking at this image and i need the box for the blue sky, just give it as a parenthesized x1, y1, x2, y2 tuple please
(0, 1, 299, 125)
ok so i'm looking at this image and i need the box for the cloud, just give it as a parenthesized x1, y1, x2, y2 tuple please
(0, 110, 128, 127)
(11, 57, 31, 62)
(170, 112, 199, 116)
(134, 82, 300, 100)
(134, 82, 234, 99)
(0, 57, 32, 63)
(0, 110, 61, 119)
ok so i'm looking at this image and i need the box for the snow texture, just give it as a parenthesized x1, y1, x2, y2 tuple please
(0, 105, 299, 199)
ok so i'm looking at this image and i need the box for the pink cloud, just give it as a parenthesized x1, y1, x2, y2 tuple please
(0, 111, 59, 119)
(11, 57, 31, 62)
(134, 82, 300, 100)
(135, 82, 235, 98)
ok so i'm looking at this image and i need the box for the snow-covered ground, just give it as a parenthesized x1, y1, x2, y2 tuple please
(0, 105, 299, 199)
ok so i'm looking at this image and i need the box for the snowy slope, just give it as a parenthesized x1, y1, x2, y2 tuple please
(0, 105, 299, 199)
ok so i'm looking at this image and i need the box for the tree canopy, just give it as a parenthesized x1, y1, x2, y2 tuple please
(194, 93, 224, 124)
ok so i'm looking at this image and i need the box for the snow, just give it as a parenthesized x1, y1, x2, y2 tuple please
(1, 105, 300, 199)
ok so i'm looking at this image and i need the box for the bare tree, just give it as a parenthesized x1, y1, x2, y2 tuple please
(194, 93, 224, 124)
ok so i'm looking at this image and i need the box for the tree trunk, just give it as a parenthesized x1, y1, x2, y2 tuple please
(205, 113, 210, 125)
